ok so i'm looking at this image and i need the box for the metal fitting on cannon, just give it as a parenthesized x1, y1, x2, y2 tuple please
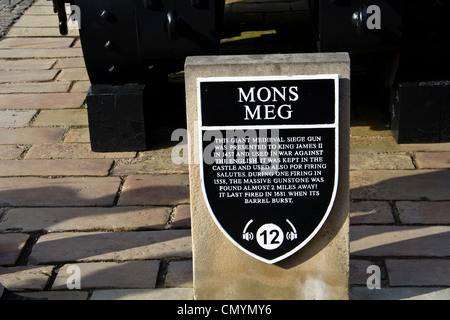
(51, 0, 71, 35)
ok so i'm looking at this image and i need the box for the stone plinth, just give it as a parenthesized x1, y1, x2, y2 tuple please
(185, 53, 350, 300)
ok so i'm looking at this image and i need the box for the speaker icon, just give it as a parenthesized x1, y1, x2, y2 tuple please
(242, 219, 254, 242)
(243, 232, 254, 241)
(285, 219, 298, 241)
(286, 231, 297, 241)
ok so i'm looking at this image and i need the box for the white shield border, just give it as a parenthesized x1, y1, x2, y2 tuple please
(197, 74, 340, 264)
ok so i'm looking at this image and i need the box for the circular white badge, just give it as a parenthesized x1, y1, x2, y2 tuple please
(256, 224, 284, 250)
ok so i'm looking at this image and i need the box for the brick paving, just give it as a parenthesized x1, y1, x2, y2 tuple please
(0, 0, 449, 300)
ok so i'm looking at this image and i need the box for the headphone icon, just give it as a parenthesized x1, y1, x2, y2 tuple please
(286, 219, 298, 241)
(242, 219, 254, 241)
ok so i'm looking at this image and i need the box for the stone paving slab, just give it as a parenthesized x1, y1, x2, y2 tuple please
(119, 174, 190, 206)
(0, 177, 121, 206)
(415, 152, 450, 169)
(350, 201, 395, 225)
(0, 93, 86, 109)
(171, 204, 191, 229)
(0, 69, 58, 83)
(165, 260, 193, 288)
(13, 14, 59, 27)
(0, 127, 65, 144)
(90, 288, 194, 300)
(31, 109, 88, 127)
(0, 81, 71, 93)
(0, 265, 53, 290)
(52, 261, 161, 290)
(0, 233, 28, 265)
(0, 145, 25, 159)
(0, 48, 82, 58)
(350, 170, 450, 201)
(21, 290, 89, 300)
(56, 68, 89, 81)
(29, 230, 192, 264)
(0, 109, 36, 127)
(351, 287, 450, 300)
(350, 153, 415, 170)
(63, 128, 89, 143)
(113, 147, 189, 175)
(32, 0, 53, 5)
(0, 159, 113, 176)
(25, 143, 137, 159)
(396, 201, 450, 224)
(386, 259, 450, 287)
(0, 58, 56, 70)
(0, 206, 171, 232)
(350, 226, 450, 257)
(70, 80, 90, 93)
(6, 27, 79, 37)
(53, 57, 86, 69)
(0, 37, 74, 49)
(24, 5, 58, 16)
(349, 259, 387, 286)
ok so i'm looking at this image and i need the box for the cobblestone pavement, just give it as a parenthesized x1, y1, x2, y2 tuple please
(0, 0, 34, 38)
(0, 0, 449, 300)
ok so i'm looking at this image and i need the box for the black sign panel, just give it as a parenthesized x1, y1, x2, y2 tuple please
(198, 75, 339, 264)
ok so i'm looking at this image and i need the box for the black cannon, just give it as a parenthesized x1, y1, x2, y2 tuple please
(51, 0, 450, 147)
(51, 0, 224, 151)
